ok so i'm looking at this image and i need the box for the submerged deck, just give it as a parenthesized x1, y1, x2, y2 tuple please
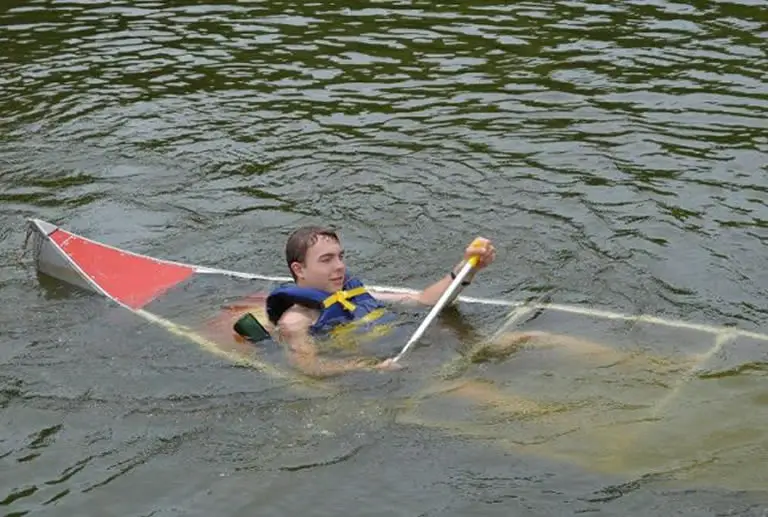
(28, 218, 768, 492)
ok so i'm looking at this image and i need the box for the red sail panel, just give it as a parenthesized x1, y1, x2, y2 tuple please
(50, 229, 195, 309)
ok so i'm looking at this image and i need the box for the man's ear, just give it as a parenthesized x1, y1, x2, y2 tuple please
(289, 261, 304, 280)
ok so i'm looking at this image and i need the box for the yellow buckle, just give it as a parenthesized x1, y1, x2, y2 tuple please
(322, 286, 367, 312)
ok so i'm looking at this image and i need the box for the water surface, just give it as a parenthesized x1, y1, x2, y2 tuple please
(1, 0, 767, 515)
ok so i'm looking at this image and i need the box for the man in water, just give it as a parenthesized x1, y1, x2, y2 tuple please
(264, 225, 497, 377)
(262, 225, 623, 380)
(255, 226, 705, 471)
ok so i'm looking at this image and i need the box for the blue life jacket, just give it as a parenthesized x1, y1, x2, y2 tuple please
(266, 276, 396, 336)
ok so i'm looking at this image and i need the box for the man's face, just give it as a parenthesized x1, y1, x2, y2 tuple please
(291, 236, 346, 292)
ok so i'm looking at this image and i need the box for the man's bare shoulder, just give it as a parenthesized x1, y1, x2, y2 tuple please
(278, 305, 317, 335)
(277, 306, 318, 356)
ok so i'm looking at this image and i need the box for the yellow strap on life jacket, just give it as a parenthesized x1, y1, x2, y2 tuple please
(322, 286, 367, 312)
(326, 308, 393, 351)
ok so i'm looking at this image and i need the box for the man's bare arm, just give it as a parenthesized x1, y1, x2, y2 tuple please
(277, 307, 375, 378)
(371, 261, 478, 307)
(370, 237, 495, 307)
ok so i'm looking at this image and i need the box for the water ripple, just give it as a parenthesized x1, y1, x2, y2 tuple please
(1, 0, 765, 311)
(1, 0, 768, 513)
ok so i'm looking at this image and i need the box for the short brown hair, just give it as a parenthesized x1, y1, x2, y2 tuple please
(285, 225, 340, 280)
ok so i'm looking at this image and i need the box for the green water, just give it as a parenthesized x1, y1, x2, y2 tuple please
(1, 1, 767, 515)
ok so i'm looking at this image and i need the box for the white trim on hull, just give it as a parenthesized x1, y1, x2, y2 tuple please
(26, 218, 768, 343)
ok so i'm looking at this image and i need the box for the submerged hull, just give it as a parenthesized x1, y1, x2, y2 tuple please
(27, 218, 768, 340)
(25, 218, 768, 492)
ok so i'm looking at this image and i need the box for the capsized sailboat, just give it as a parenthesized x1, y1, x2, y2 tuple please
(24, 218, 768, 491)
(27, 218, 765, 340)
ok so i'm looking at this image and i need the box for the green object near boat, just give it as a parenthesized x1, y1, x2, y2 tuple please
(234, 312, 271, 343)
